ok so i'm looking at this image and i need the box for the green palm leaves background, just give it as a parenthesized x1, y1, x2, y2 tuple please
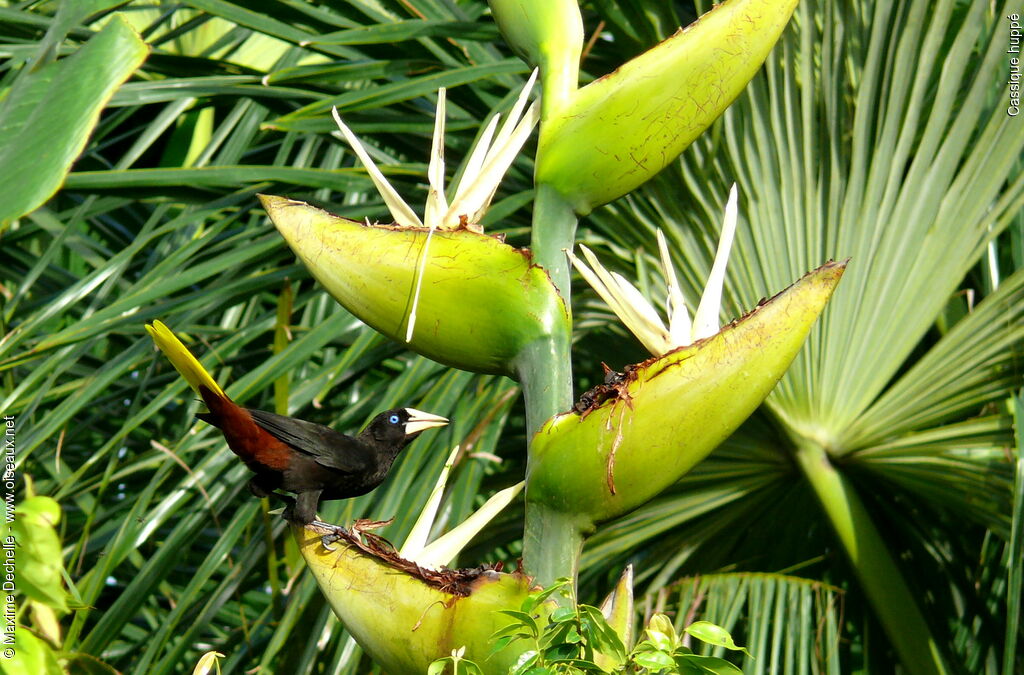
(1, 0, 1021, 673)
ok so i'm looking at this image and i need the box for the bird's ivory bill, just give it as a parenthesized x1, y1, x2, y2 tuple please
(403, 409, 449, 434)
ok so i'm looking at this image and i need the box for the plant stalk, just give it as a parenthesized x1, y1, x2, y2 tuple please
(521, 505, 587, 588)
(793, 439, 948, 675)
(519, 181, 579, 586)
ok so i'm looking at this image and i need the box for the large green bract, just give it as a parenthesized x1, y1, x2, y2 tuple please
(262, 194, 568, 377)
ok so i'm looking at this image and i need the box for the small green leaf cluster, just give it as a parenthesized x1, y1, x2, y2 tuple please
(488, 577, 625, 673)
(3, 494, 70, 675)
(631, 615, 748, 675)
(428, 646, 485, 675)
(430, 579, 749, 674)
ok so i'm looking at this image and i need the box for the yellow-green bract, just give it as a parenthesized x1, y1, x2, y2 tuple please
(527, 261, 846, 524)
(536, 0, 799, 214)
(294, 525, 542, 674)
(488, 0, 582, 113)
(261, 195, 568, 377)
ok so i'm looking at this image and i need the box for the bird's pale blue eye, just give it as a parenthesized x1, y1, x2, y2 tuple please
(388, 414, 400, 424)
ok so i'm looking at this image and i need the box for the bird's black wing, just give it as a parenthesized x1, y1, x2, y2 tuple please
(247, 409, 371, 473)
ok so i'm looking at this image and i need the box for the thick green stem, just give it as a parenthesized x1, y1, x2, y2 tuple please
(521, 506, 587, 589)
(530, 182, 577, 308)
(519, 182, 578, 586)
(793, 440, 947, 675)
(516, 336, 571, 440)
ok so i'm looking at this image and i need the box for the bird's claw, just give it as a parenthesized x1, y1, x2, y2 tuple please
(306, 518, 393, 550)
(314, 522, 346, 551)
(320, 532, 342, 551)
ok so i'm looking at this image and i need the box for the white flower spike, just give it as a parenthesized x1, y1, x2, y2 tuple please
(568, 184, 741, 356)
(331, 70, 539, 342)
(398, 444, 524, 571)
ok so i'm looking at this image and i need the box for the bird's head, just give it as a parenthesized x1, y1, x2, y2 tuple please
(363, 408, 449, 447)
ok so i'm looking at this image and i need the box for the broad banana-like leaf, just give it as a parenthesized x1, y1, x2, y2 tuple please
(262, 195, 568, 376)
(295, 525, 541, 673)
(536, 0, 798, 214)
(527, 261, 846, 524)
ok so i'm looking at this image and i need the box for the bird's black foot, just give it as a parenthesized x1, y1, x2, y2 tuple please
(310, 518, 340, 530)
(320, 531, 343, 551)
(311, 521, 347, 550)
(281, 489, 322, 527)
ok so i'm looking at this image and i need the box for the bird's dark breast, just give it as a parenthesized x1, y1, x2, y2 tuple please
(279, 454, 387, 500)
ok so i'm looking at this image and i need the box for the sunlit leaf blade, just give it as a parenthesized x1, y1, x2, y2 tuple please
(0, 15, 148, 223)
(847, 266, 1024, 449)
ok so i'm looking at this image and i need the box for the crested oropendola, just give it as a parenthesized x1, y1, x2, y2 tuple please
(145, 320, 448, 527)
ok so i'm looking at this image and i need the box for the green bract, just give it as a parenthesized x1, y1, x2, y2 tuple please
(527, 261, 846, 524)
(262, 195, 568, 376)
(487, 0, 582, 112)
(535, 0, 799, 214)
(487, 0, 581, 68)
(295, 525, 541, 674)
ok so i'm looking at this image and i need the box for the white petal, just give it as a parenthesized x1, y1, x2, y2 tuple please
(446, 70, 539, 226)
(423, 88, 448, 229)
(399, 444, 461, 560)
(569, 247, 638, 331)
(414, 481, 525, 569)
(451, 113, 500, 206)
(657, 230, 686, 320)
(405, 226, 434, 342)
(609, 272, 672, 355)
(657, 229, 692, 345)
(667, 303, 693, 346)
(407, 90, 452, 341)
(693, 183, 739, 340)
(331, 107, 423, 228)
(571, 246, 671, 355)
(577, 245, 625, 306)
(483, 68, 538, 166)
(611, 272, 670, 335)
(446, 101, 538, 226)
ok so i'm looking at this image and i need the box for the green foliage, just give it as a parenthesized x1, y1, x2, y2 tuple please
(430, 578, 749, 674)
(11, 495, 67, 612)
(578, 0, 1023, 669)
(0, 0, 1020, 672)
(1, 491, 118, 675)
(0, 9, 147, 224)
(488, 577, 627, 671)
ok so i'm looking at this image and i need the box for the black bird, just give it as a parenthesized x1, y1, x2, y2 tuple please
(146, 321, 448, 526)
(198, 397, 448, 525)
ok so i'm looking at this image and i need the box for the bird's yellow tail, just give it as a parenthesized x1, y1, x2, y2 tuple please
(146, 320, 226, 400)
